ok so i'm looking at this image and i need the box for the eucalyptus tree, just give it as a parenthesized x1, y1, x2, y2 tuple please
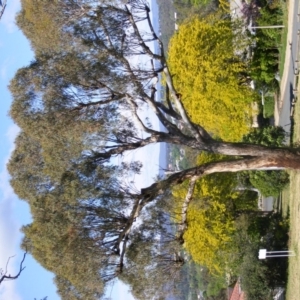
(19, 159, 138, 299)
(8, 0, 300, 298)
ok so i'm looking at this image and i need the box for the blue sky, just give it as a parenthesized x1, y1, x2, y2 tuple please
(0, 1, 160, 299)
(0, 1, 60, 299)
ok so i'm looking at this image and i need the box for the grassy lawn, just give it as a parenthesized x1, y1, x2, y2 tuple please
(278, 1, 299, 296)
(264, 96, 275, 118)
(282, 96, 300, 300)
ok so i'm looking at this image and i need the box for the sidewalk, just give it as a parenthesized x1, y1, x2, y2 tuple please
(275, 0, 296, 126)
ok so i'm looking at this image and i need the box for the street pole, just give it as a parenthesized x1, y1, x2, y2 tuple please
(250, 25, 285, 29)
(259, 249, 295, 259)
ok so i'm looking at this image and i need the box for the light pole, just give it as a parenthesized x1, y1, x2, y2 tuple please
(258, 248, 295, 259)
(250, 25, 285, 29)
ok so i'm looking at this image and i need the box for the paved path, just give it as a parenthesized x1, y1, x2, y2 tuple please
(277, 0, 300, 138)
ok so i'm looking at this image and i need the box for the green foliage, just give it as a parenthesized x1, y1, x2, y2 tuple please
(230, 214, 289, 299)
(242, 126, 286, 146)
(239, 246, 271, 300)
(242, 126, 289, 196)
(250, 0, 284, 90)
(184, 201, 235, 273)
(168, 16, 255, 141)
(16, 0, 71, 54)
(173, 0, 228, 24)
(172, 153, 239, 273)
(249, 170, 289, 197)
(181, 0, 211, 6)
(206, 275, 227, 296)
(22, 203, 105, 299)
(173, 0, 218, 25)
(250, 47, 279, 87)
(233, 190, 258, 211)
(264, 96, 275, 118)
(18, 159, 141, 299)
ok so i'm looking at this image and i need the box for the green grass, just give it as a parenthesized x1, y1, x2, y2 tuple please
(279, 4, 300, 288)
(263, 96, 275, 118)
(282, 94, 300, 300)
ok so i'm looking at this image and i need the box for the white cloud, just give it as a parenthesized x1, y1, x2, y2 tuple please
(0, 56, 14, 81)
(0, 175, 23, 300)
(118, 281, 136, 300)
(0, 124, 22, 300)
(0, 194, 22, 300)
(6, 124, 20, 145)
(107, 280, 136, 300)
(0, 65, 6, 80)
(0, 280, 22, 300)
(1, 0, 21, 33)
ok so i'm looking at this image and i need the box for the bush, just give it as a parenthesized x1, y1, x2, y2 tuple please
(249, 170, 289, 197)
(242, 126, 286, 147)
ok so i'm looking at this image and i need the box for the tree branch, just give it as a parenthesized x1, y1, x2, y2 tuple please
(176, 177, 197, 243)
(0, 252, 26, 285)
(125, 5, 162, 61)
(125, 95, 157, 134)
(140, 155, 298, 203)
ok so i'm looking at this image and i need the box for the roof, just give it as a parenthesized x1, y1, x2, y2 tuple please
(229, 279, 245, 300)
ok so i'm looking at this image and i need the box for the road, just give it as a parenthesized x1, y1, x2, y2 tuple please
(278, 0, 300, 138)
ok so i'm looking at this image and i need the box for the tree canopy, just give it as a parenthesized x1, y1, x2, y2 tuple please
(7, 0, 298, 299)
(168, 16, 256, 141)
(172, 153, 238, 273)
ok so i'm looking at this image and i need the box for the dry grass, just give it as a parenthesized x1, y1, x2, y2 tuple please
(283, 98, 300, 300)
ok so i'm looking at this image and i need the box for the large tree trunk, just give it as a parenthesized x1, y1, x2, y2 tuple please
(141, 154, 300, 199)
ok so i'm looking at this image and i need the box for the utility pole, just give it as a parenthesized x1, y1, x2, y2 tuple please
(259, 249, 295, 259)
(250, 25, 285, 29)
